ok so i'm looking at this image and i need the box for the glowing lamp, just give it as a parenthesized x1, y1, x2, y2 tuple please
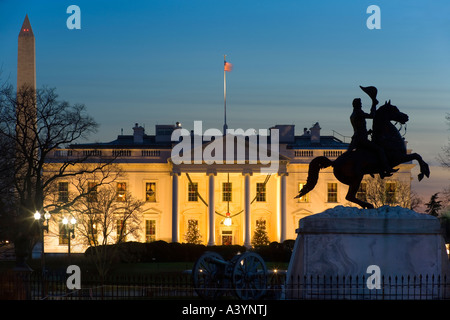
(224, 212, 232, 226)
(34, 211, 41, 220)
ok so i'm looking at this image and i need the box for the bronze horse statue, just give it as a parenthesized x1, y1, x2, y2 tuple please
(295, 100, 430, 209)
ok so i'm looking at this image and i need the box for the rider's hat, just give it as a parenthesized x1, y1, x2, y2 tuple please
(359, 85, 378, 102)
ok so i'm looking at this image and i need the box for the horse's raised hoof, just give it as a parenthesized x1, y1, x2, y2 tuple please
(418, 173, 424, 181)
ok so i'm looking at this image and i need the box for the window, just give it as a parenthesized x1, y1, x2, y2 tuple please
(145, 220, 156, 242)
(222, 182, 232, 202)
(116, 219, 126, 242)
(298, 182, 309, 203)
(59, 222, 68, 245)
(146, 182, 156, 202)
(188, 182, 198, 202)
(58, 182, 68, 203)
(357, 182, 367, 202)
(87, 182, 97, 202)
(327, 183, 338, 202)
(87, 220, 98, 246)
(256, 183, 266, 202)
(116, 182, 127, 202)
(386, 182, 396, 205)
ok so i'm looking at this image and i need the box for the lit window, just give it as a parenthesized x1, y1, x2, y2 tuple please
(188, 182, 198, 202)
(298, 182, 309, 203)
(58, 182, 69, 203)
(222, 182, 232, 202)
(116, 182, 126, 202)
(87, 182, 97, 202)
(59, 222, 68, 245)
(146, 182, 156, 202)
(88, 221, 98, 246)
(357, 182, 367, 202)
(386, 182, 396, 205)
(145, 220, 156, 242)
(327, 183, 338, 202)
(256, 183, 266, 202)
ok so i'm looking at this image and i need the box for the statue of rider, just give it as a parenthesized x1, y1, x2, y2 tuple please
(347, 86, 398, 178)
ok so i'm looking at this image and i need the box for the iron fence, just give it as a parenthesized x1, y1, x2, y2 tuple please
(284, 274, 450, 300)
(0, 270, 449, 300)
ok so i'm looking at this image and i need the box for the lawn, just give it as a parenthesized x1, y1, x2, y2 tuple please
(0, 256, 289, 276)
(109, 261, 289, 275)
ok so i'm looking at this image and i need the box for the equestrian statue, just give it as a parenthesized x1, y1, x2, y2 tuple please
(295, 86, 430, 209)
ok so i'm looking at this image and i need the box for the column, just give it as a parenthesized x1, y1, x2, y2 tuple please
(207, 171, 216, 246)
(243, 171, 252, 248)
(279, 173, 287, 243)
(171, 171, 180, 243)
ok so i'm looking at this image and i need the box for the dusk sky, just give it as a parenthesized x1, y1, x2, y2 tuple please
(1, 0, 449, 204)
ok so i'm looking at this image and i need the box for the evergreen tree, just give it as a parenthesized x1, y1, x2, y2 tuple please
(425, 193, 442, 217)
(184, 220, 202, 244)
(251, 218, 270, 247)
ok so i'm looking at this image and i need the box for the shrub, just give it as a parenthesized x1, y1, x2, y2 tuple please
(85, 240, 294, 263)
(207, 245, 247, 260)
(253, 240, 295, 262)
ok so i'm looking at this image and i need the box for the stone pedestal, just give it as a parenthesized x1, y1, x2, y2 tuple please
(286, 206, 450, 299)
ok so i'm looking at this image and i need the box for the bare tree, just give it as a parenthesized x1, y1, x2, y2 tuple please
(438, 113, 450, 168)
(440, 187, 450, 210)
(409, 190, 423, 211)
(357, 175, 421, 209)
(0, 83, 115, 269)
(71, 183, 143, 278)
(0, 134, 16, 244)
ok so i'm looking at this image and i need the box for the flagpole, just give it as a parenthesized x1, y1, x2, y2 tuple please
(223, 54, 227, 134)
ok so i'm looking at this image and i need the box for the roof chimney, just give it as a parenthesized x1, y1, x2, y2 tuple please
(310, 122, 321, 144)
(133, 123, 145, 144)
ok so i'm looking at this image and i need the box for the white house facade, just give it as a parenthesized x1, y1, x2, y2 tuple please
(42, 122, 414, 253)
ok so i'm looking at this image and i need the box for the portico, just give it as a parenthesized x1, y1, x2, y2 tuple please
(169, 155, 288, 247)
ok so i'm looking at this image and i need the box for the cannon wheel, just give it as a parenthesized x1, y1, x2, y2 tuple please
(192, 251, 227, 300)
(229, 252, 267, 300)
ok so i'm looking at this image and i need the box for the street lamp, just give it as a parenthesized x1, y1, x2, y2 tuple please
(34, 210, 51, 273)
(62, 216, 76, 258)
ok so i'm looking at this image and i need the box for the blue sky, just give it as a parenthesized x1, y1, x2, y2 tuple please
(1, 0, 449, 201)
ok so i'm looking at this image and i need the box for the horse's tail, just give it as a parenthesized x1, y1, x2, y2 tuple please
(295, 156, 333, 199)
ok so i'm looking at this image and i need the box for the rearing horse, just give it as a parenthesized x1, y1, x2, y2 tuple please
(295, 101, 430, 209)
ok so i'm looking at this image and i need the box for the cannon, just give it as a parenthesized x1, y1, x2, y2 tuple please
(192, 251, 268, 300)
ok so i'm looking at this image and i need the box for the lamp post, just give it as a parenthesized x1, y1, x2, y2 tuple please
(34, 210, 51, 274)
(62, 216, 76, 259)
